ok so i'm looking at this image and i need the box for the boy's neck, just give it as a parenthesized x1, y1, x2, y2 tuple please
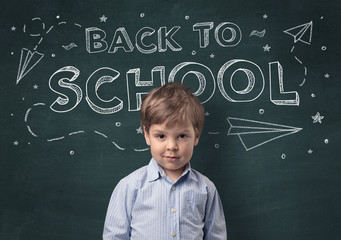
(163, 165, 188, 182)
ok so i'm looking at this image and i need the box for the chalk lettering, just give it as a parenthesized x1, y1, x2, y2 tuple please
(49, 66, 82, 113)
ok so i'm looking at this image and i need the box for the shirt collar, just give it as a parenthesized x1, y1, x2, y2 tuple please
(147, 158, 198, 182)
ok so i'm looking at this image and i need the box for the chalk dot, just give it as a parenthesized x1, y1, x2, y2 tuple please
(191, 50, 196, 55)
(185, 16, 190, 20)
(321, 46, 327, 51)
(311, 93, 315, 98)
(51, 53, 56, 57)
(11, 52, 14, 55)
(70, 150, 75, 155)
(140, 13, 145, 18)
(56, 15, 60, 19)
(281, 154, 286, 159)
(320, 16, 324, 19)
(324, 139, 329, 144)
(215, 144, 220, 149)
(115, 122, 121, 127)
(259, 109, 265, 114)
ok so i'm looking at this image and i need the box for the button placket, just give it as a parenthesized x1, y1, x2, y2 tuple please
(170, 184, 179, 239)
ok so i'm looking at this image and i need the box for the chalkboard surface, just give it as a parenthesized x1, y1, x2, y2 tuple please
(1, 0, 341, 239)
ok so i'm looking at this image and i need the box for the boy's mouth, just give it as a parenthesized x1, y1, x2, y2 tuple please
(165, 156, 180, 161)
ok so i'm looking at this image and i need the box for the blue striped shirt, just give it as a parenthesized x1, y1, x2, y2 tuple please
(103, 158, 227, 240)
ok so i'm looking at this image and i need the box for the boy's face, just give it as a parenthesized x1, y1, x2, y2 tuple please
(144, 120, 199, 181)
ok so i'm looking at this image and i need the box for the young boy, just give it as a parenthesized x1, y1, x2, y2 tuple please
(103, 83, 227, 239)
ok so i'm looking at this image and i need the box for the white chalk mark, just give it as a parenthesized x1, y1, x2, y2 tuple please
(227, 117, 302, 151)
(134, 148, 150, 152)
(263, 44, 271, 51)
(99, 15, 108, 22)
(46, 26, 54, 34)
(33, 103, 45, 106)
(94, 131, 108, 138)
(69, 131, 85, 136)
(37, 37, 43, 45)
(299, 78, 306, 86)
(47, 136, 65, 142)
(58, 21, 67, 25)
(112, 141, 125, 151)
(249, 29, 266, 37)
(34, 37, 44, 50)
(62, 43, 78, 50)
(74, 23, 82, 28)
(311, 112, 324, 124)
(27, 125, 38, 137)
(283, 21, 313, 45)
(208, 132, 220, 135)
(16, 48, 44, 84)
(25, 108, 32, 122)
(294, 56, 303, 64)
(290, 46, 295, 52)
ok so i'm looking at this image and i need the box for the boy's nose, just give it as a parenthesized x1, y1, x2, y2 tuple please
(167, 139, 178, 151)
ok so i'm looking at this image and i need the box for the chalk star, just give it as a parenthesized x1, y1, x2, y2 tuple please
(311, 112, 324, 124)
(210, 53, 215, 58)
(263, 14, 268, 19)
(263, 44, 271, 51)
(11, 26, 16, 31)
(33, 84, 38, 89)
(99, 15, 108, 22)
(205, 112, 210, 117)
(136, 127, 143, 134)
(14, 140, 19, 145)
(324, 73, 330, 78)
(308, 149, 313, 154)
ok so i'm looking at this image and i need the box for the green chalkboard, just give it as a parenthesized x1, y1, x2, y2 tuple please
(1, 0, 341, 239)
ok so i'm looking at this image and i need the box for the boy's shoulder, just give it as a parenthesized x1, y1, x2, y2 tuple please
(190, 168, 217, 190)
(118, 164, 149, 187)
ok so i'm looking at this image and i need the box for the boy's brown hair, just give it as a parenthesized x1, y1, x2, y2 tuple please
(140, 83, 205, 136)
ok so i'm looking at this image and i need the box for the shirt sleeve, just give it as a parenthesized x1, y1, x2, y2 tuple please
(103, 178, 136, 240)
(203, 185, 227, 240)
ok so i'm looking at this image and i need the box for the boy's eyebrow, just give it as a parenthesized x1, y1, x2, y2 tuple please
(150, 127, 192, 133)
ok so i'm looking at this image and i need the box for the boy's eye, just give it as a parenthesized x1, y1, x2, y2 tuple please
(178, 134, 187, 139)
(157, 134, 165, 139)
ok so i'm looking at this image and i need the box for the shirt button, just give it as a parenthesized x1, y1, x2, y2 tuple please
(171, 186, 176, 191)
(172, 232, 176, 237)
(171, 208, 176, 213)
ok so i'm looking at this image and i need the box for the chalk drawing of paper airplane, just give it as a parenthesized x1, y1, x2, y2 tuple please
(16, 48, 44, 84)
(283, 21, 313, 45)
(227, 117, 302, 151)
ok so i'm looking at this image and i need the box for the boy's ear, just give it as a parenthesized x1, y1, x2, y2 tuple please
(194, 135, 200, 146)
(143, 126, 151, 146)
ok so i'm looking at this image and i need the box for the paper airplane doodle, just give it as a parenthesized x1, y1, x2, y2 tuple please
(283, 21, 313, 45)
(227, 117, 302, 151)
(16, 48, 44, 84)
